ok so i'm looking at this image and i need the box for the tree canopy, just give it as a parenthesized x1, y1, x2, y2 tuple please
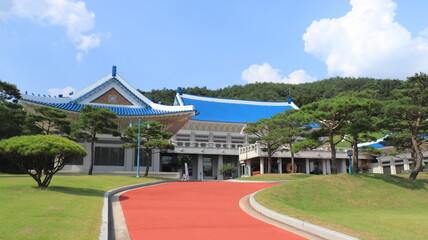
(0, 81, 26, 139)
(141, 77, 404, 106)
(0, 135, 86, 187)
(291, 96, 363, 173)
(27, 106, 71, 136)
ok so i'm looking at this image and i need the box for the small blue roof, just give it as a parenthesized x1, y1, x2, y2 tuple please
(360, 142, 386, 149)
(177, 93, 298, 123)
(23, 98, 193, 116)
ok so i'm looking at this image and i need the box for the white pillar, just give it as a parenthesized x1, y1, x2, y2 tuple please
(278, 158, 282, 174)
(247, 160, 252, 176)
(305, 159, 310, 174)
(124, 148, 134, 171)
(217, 155, 224, 180)
(152, 150, 160, 172)
(404, 159, 410, 171)
(391, 160, 397, 175)
(341, 159, 347, 173)
(322, 159, 327, 175)
(197, 154, 203, 181)
(260, 158, 265, 174)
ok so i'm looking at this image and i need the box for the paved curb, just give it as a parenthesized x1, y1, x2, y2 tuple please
(249, 191, 359, 240)
(99, 180, 178, 240)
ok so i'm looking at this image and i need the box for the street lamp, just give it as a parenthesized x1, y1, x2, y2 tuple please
(347, 149, 354, 174)
(129, 120, 150, 178)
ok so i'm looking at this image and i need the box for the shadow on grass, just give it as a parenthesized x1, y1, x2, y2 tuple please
(0, 174, 31, 178)
(356, 174, 428, 190)
(46, 186, 106, 197)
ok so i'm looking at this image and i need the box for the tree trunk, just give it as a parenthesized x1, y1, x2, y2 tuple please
(329, 132, 337, 174)
(144, 148, 151, 177)
(409, 133, 423, 179)
(88, 136, 95, 175)
(267, 154, 272, 173)
(290, 145, 295, 173)
(352, 139, 359, 174)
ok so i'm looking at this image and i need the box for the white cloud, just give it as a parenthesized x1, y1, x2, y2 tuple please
(303, 0, 428, 79)
(1, 0, 101, 61)
(47, 86, 76, 96)
(241, 62, 316, 84)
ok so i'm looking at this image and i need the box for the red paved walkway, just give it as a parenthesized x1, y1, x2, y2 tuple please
(120, 181, 306, 240)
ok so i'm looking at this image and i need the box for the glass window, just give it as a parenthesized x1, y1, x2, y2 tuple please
(134, 149, 151, 167)
(94, 147, 124, 166)
(383, 166, 391, 174)
(203, 157, 214, 177)
(395, 165, 404, 174)
(161, 155, 176, 172)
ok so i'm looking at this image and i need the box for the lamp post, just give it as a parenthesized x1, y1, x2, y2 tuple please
(347, 149, 354, 174)
(129, 120, 150, 178)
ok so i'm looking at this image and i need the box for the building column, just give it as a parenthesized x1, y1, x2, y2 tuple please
(326, 160, 331, 174)
(278, 158, 282, 174)
(341, 159, 347, 173)
(237, 160, 242, 177)
(260, 158, 265, 174)
(404, 159, 410, 171)
(391, 160, 397, 175)
(197, 154, 203, 181)
(305, 158, 310, 174)
(322, 159, 327, 175)
(217, 155, 224, 180)
(152, 150, 160, 172)
(124, 148, 134, 171)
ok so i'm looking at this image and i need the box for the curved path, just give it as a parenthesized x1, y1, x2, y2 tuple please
(120, 181, 307, 240)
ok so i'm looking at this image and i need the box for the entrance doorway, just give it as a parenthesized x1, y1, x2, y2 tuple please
(203, 157, 213, 177)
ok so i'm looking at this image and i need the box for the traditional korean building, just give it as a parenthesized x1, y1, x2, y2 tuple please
(19, 67, 195, 177)
(165, 91, 299, 180)
(19, 67, 406, 179)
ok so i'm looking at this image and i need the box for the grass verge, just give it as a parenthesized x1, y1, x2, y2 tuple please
(0, 174, 164, 240)
(255, 173, 428, 240)
(234, 173, 312, 181)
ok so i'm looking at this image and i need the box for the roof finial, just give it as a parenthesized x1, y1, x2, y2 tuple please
(112, 66, 117, 77)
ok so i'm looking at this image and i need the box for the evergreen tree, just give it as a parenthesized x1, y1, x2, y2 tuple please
(0, 135, 86, 187)
(338, 90, 382, 173)
(71, 106, 120, 175)
(272, 110, 309, 173)
(27, 106, 71, 136)
(121, 120, 174, 177)
(244, 117, 289, 173)
(380, 73, 428, 179)
(293, 97, 362, 174)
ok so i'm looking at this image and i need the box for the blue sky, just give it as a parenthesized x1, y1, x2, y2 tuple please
(1, 0, 428, 96)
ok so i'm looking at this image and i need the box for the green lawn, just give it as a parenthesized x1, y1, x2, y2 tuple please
(255, 173, 428, 240)
(0, 174, 164, 240)
(235, 173, 312, 181)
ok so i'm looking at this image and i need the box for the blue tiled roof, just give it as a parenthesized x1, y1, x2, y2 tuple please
(180, 95, 296, 123)
(23, 99, 192, 116)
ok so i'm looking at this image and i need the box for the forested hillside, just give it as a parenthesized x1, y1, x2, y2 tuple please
(140, 77, 404, 107)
